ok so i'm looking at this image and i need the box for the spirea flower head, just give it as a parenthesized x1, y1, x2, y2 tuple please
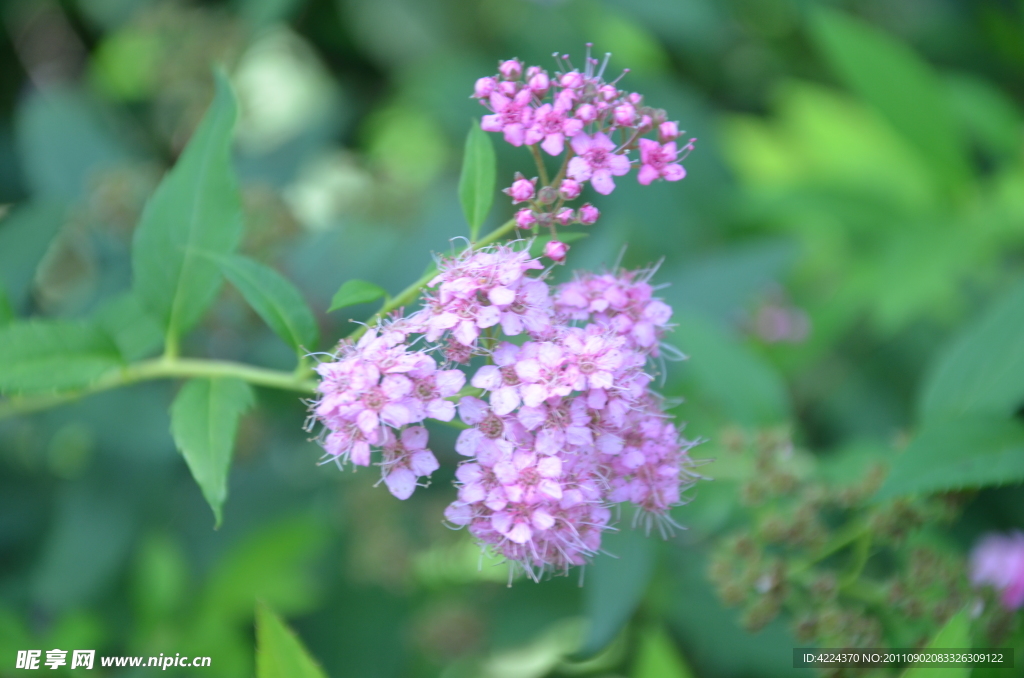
(309, 45, 700, 581)
(970, 531, 1024, 609)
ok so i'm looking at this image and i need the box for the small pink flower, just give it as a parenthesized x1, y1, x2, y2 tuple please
(578, 203, 600, 225)
(567, 132, 631, 195)
(637, 138, 686, 185)
(481, 90, 533, 147)
(380, 426, 439, 500)
(504, 173, 537, 203)
(528, 71, 550, 94)
(560, 70, 584, 89)
(658, 121, 680, 141)
(544, 240, 569, 262)
(558, 179, 582, 201)
(499, 59, 523, 80)
(515, 208, 537, 229)
(471, 342, 524, 415)
(525, 104, 584, 156)
(473, 77, 497, 99)
(575, 103, 597, 123)
(971, 532, 1024, 609)
(612, 103, 636, 127)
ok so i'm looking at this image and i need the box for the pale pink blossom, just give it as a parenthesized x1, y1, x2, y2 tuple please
(637, 138, 686, 185)
(567, 132, 631, 195)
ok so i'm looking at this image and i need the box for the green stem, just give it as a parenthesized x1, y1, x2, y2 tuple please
(345, 216, 518, 342)
(0, 357, 317, 420)
(528, 145, 550, 186)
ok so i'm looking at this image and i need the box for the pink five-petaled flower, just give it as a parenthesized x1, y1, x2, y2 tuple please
(481, 90, 533, 147)
(455, 396, 529, 464)
(526, 104, 584, 156)
(380, 426, 439, 500)
(561, 326, 625, 391)
(637, 138, 686, 185)
(514, 341, 577, 407)
(471, 342, 525, 415)
(970, 531, 1024, 610)
(407, 358, 466, 422)
(567, 132, 631, 195)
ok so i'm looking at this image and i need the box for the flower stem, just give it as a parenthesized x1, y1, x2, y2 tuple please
(0, 357, 317, 420)
(528, 145, 550, 186)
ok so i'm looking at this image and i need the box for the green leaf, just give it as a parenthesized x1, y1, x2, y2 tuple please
(876, 415, 1024, 500)
(670, 310, 791, 426)
(328, 279, 387, 313)
(919, 279, 1024, 420)
(458, 119, 496, 241)
(580, 528, 655, 657)
(810, 7, 969, 191)
(132, 70, 243, 346)
(0, 284, 12, 328)
(169, 378, 254, 528)
(901, 608, 970, 678)
(0, 320, 122, 394)
(96, 292, 163, 362)
(633, 624, 694, 678)
(255, 601, 327, 678)
(0, 201, 66, 311)
(219, 254, 319, 353)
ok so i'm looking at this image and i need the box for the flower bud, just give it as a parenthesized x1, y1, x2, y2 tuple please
(473, 77, 497, 98)
(525, 65, 543, 79)
(560, 71, 584, 89)
(598, 84, 618, 101)
(628, 92, 643, 105)
(575, 103, 597, 123)
(504, 173, 536, 203)
(638, 114, 652, 130)
(528, 71, 550, 94)
(555, 208, 575, 226)
(498, 80, 518, 97)
(578, 203, 600, 225)
(537, 186, 558, 205)
(499, 59, 523, 80)
(659, 121, 680, 142)
(544, 240, 569, 262)
(558, 179, 582, 200)
(613, 103, 636, 127)
(515, 208, 536, 229)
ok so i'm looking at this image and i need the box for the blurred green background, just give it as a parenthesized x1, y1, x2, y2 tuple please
(2, 0, 1024, 676)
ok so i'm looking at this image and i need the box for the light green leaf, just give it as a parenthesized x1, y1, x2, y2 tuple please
(131, 70, 243, 346)
(256, 601, 327, 678)
(810, 7, 969, 191)
(633, 624, 694, 678)
(96, 292, 163, 362)
(876, 415, 1024, 501)
(581, 528, 655, 657)
(0, 284, 12, 327)
(0, 201, 66, 311)
(670, 310, 791, 426)
(901, 608, 970, 678)
(327, 279, 387, 313)
(219, 254, 318, 353)
(458, 119, 497, 241)
(919, 279, 1024, 420)
(169, 378, 254, 528)
(0, 320, 122, 394)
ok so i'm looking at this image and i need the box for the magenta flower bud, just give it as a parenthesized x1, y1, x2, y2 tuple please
(504, 174, 537, 204)
(555, 208, 575, 226)
(499, 59, 523, 80)
(544, 240, 569, 262)
(638, 114, 652, 129)
(474, 77, 497, 99)
(528, 72, 550, 94)
(526, 65, 543, 79)
(613, 103, 636, 127)
(578, 203, 600, 225)
(498, 80, 518, 97)
(599, 84, 618, 101)
(558, 179, 582, 200)
(560, 71, 584, 89)
(515, 208, 537, 229)
(628, 92, 643, 105)
(575, 103, 597, 123)
(659, 121, 680, 141)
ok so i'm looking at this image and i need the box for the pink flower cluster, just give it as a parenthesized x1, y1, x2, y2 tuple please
(473, 46, 695, 260)
(970, 531, 1024, 610)
(310, 243, 698, 579)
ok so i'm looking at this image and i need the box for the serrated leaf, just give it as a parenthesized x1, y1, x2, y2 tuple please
(132, 70, 243, 346)
(169, 378, 254, 528)
(0, 201, 66, 311)
(876, 415, 1024, 501)
(219, 254, 318, 353)
(327, 279, 387, 313)
(528, 232, 589, 259)
(810, 7, 969, 191)
(458, 120, 496, 241)
(96, 292, 163, 362)
(580, 528, 655, 657)
(919, 279, 1024, 420)
(901, 608, 969, 678)
(256, 601, 327, 678)
(0, 319, 122, 394)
